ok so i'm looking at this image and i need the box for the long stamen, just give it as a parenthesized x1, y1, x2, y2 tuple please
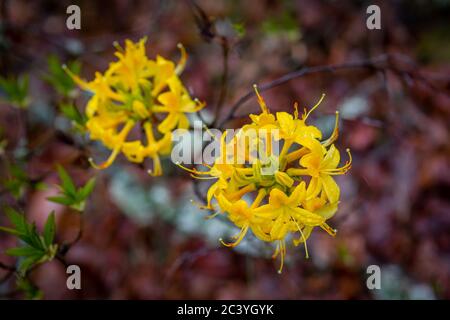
(303, 93, 325, 121)
(176, 162, 211, 175)
(89, 120, 135, 169)
(322, 111, 339, 146)
(277, 240, 286, 274)
(148, 154, 162, 176)
(323, 148, 352, 175)
(190, 199, 214, 211)
(320, 223, 337, 237)
(293, 219, 310, 259)
(203, 124, 220, 142)
(253, 84, 269, 113)
(190, 174, 217, 180)
(175, 43, 187, 75)
(62, 64, 90, 91)
(219, 224, 249, 247)
(293, 102, 299, 119)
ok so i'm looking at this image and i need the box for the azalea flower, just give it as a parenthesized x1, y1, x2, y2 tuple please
(65, 38, 204, 175)
(180, 85, 351, 272)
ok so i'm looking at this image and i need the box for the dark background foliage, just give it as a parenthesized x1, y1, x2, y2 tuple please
(0, 0, 449, 299)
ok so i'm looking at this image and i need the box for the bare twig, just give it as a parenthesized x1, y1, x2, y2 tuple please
(0, 261, 15, 271)
(217, 55, 388, 128)
(187, 0, 231, 127)
(59, 214, 83, 256)
(217, 53, 447, 128)
(0, 262, 16, 285)
(212, 36, 230, 126)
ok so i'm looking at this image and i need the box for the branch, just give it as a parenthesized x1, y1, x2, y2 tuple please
(217, 53, 446, 128)
(59, 214, 83, 256)
(187, 0, 231, 126)
(212, 36, 230, 127)
(0, 262, 16, 285)
(217, 55, 388, 128)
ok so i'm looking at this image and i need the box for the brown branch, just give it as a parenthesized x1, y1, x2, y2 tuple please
(212, 36, 230, 127)
(0, 262, 16, 285)
(0, 261, 15, 271)
(59, 214, 83, 256)
(187, 0, 231, 127)
(217, 54, 389, 128)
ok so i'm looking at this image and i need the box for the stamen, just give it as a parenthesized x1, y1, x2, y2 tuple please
(324, 148, 352, 175)
(176, 163, 210, 175)
(253, 84, 270, 113)
(277, 240, 286, 274)
(175, 43, 187, 75)
(219, 225, 249, 247)
(190, 174, 216, 180)
(112, 41, 124, 52)
(203, 124, 220, 142)
(320, 223, 337, 237)
(293, 102, 299, 119)
(88, 120, 135, 169)
(304, 93, 325, 121)
(322, 111, 340, 146)
(62, 64, 90, 91)
(293, 219, 309, 259)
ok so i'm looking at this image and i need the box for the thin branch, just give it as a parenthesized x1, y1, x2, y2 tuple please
(212, 36, 230, 127)
(0, 262, 16, 285)
(0, 261, 15, 271)
(217, 55, 389, 128)
(59, 214, 83, 256)
(187, 0, 231, 127)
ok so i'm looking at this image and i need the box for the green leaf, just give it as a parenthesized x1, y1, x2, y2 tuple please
(6, 246, 42, 257)
(4, 207, 27, 234)
(0, 226, 21, 236)
(0, 74, 30, 108)
(56, 165, 76, 196)
(232, 22, 246, 38)
(47, 195, 74, 206)
(60, 102, 86, 129)
(43, 212, 56, 247)
(18, 256, 41, 275)
(16, 277, 43, 299)
(25, 223, 45, 250)
(43, 55, 81, 97)
(79, 177, 96, 200)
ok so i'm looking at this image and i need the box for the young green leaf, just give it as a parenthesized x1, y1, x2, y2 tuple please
(0, 74, 30, 108)
(43, 212, 56, 247)
(0, 208, 59, 275)
(56, 165, 77, 196)
(44, 55, 81, 97)
(79, 178, 96, 199)
(47, 166, 96, 212)
(6, 246, 41, 257)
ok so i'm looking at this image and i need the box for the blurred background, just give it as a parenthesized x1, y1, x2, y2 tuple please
(0, 0, 449, 299)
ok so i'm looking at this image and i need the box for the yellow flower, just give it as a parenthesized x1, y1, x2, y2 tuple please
(287, 142, 352, 203)
(153, 77, 204, 133)
(181, 85, 351, 272)
(65, 38, 204, 175)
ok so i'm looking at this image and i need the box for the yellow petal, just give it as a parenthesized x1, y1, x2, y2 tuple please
(158, 113, 179, 133)
(320, 174, 340, 203)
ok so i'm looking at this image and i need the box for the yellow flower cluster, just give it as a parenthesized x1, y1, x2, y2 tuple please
(181, 86, 351, 272)
(65, 38, 204, 175)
